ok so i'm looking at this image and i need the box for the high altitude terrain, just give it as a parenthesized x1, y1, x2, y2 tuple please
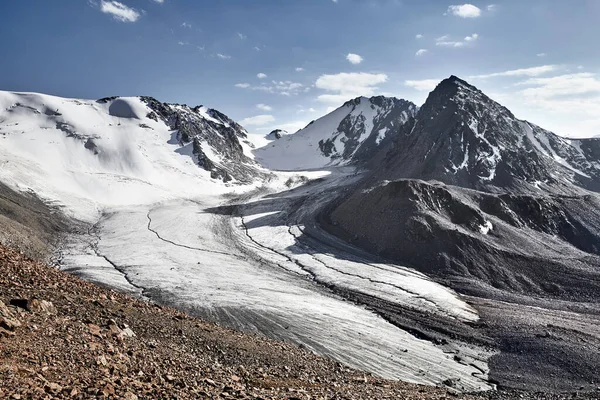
(1, 77, 600, 396)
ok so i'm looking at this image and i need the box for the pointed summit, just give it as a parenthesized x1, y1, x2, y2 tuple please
(376, 77, 600, 193)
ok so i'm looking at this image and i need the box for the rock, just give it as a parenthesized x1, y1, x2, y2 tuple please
(88, 323, 102, 337)
(44, 382, 62, 393)
(28, 299, 56, 315)
(7, 298, 55, 314)
(0, 300, 21, 332)
(9, 299, 28, 310)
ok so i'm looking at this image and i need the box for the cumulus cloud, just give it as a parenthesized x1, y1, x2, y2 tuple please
(464, 33, 479, 41)
(315, 72, 388, 105)
(416, 34, 423, 39)
(447, 4, 482, 18)
(470, 65, 557, 79)
(537, 52, 547, 57)
(295, 67, 305, 72)
(256, 104, 273, 111)
(415, 49, 428, 56)
(216, 53, 231, 60)
(152, 0, 164, 3)
(235, 83, 250, 88)
(257, 73, 267, 79)
(240, 115, 276, 127)
(99, 1, 140, 22)
(346, 53, 363, 64)
(181, 22, 192, 28)
(404, 79, 441, 91)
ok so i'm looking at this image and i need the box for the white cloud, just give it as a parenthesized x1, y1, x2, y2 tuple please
(295, 67, 305, 72)
(346, 53, 363, 65)
(99, 1, 140, 22)
(447, 4, 482, 18)
(238, 32, 247, 40)
(537, 52, 547, 57)
(404, 79, 440, 91)
(152, 0, 164, 3)
(315, 72, 388, 105)
(177, 41, 189, 46)
(216, 53, 231, 60)
(487, 4, 497, 11)
(436, 33, 478, 48)
(181, 22, 192, 28)
(436, 40, 464, 48)
(332, 0, 339, 3)
(235, 80, 305, 96)
(256, 104, 273, 111)
(257, 73, 267, 79)
(416, 34, 423, 39)
(415, 49, 428, 56)
(240, 114, 275, 127)
(253, 46, 261, 51)
(515, 73, 600, 125)
(470, 65, 557, 79)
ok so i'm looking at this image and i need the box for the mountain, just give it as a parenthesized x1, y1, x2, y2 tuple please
(376, 76, 600, 194)
(323, 76, 600, 301)
(0, 91, 264, 220)
(254, 96, 417, 170)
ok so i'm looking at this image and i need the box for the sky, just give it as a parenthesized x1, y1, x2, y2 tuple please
(0, 0, 599, 137)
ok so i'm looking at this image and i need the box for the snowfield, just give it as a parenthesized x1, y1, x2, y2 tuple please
(0, 90, 491, 391)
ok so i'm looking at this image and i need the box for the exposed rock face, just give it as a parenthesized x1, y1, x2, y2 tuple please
(325, 76, 600, 300)
(266, 129, 288, 140)
(324, 96, 418, 165)
(377, 76, 600, 194)
(139, 96, 262, 183)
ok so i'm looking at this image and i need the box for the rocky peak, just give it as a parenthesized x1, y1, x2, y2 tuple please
(266, 129, 288, 140)
(377, 77, 600, 194)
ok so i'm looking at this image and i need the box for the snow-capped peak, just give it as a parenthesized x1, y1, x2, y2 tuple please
(254, 95, 417, 171)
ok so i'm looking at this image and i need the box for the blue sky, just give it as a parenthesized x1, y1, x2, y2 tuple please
(0, 0, 599, 137)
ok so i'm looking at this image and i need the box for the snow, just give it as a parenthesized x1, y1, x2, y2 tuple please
(375, 128, 388, 145)
(0, 91, 250, 221)
(522, 122, 591, 178)
(254, 97, 389, 171)
(253, 104, 352, 170)
(479, 220, 493, 235)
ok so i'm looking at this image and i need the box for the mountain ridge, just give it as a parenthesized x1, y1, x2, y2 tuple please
(254, 95, 418, 170)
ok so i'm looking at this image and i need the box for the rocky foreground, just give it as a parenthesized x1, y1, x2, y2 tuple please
(0, 243, 478, 399)
(2, 243, 598, 400)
